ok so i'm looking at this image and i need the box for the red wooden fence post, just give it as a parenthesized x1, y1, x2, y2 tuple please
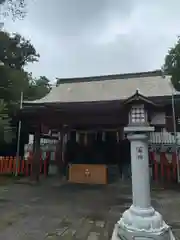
(160, 152, 165, 181)
(21, 159, 25, 175)
(161, 152, 171, 182)
(172, 152, 178, 182)
(9, 157, 13, 174)
(3, 157, 6, 174)
(0, 157, 3, 173)
(166, 155, 171, 183)
(150, 151, 158, 181)
(5, 157, 9, 173)
(0, 158, 2, 173)
(44, 152, 47, 177)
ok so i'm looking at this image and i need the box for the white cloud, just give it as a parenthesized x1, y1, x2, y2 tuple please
(3, 0, 180, 81)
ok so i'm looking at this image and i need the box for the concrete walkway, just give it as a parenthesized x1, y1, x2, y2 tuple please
(0, 178, 179, 239)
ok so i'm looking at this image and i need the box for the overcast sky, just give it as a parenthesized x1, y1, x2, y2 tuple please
(3, 0, 180, 81)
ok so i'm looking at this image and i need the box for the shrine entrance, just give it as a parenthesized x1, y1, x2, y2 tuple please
(59, 127, 131, 184)
(66, 130, 121, 165)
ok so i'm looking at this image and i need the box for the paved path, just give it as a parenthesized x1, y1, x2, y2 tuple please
(0, 178, 179, 239)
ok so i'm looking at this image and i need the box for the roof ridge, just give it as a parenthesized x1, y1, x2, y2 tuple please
(56, 70, 162, 84)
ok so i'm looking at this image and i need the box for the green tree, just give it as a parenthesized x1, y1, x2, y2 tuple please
(164, 37, 180, 91)
(0, 30, 51, 103)
(0, 30, 40, 143)
(0, 29, 51, 145)
(25, 74, 51, 101)
(0, 31, 39, 70)
(0, 0, 26, 20)
(0, 65, 29, 104)
(0, 30, 40, 102)
(0, 31, 52, 102)
(0, 99, 14, 143)
(35, 76, 51, 98)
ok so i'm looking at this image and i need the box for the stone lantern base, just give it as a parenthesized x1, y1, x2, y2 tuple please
(111, 205, 175, 240)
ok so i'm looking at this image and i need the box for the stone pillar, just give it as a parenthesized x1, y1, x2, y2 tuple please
(31, 126, 41, 182)
(129, 134, 150, 208)
(111, 133, 175, 240)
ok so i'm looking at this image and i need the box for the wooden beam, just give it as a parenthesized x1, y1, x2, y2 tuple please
(31, 125, 41, 182)
(40, 114, 127, 126)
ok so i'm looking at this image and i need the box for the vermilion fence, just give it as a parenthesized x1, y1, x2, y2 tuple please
(0, 150, 179, 183)
(149, 151, 179, 183)
(0, 151, 50, 177)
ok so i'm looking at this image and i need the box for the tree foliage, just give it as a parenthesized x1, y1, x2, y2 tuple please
(25, 74, 51, 101)
(0, 30, 51, 143)
(0, 0, 26, 20)
(164, 37, 180, 91)
(0, 99, 14, 143)
(0, 31, 39, 69)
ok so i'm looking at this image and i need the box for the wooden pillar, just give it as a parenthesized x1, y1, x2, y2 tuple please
(56, 128, 66, 178)
(31, 126, 41, 182)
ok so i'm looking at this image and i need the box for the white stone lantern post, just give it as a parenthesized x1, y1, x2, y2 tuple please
(111, 97, 175, 240)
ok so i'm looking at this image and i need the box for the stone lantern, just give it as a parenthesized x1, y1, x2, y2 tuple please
(111, 90, 175, 240)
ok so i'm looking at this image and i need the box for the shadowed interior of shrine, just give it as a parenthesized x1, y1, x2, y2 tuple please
(66, 131, 122, 165)
(57, 129, 131, 184)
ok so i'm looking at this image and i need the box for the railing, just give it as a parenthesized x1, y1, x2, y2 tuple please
(28, 135, 58, 145)
(0, 153, 50, 177)
(26, 132, 180, 150)
(149, 132, 180, 145)
(149, 151, 178, 183)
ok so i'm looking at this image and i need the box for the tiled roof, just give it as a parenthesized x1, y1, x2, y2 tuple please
(24, 73, 179, 104)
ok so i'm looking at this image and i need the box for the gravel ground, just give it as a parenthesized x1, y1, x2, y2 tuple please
(0, 177, 179, 239)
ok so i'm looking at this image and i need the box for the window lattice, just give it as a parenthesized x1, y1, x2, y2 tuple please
(131, 107, 145, 124)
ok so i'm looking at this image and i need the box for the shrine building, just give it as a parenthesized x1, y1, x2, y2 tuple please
(20, 70, 180, 184)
